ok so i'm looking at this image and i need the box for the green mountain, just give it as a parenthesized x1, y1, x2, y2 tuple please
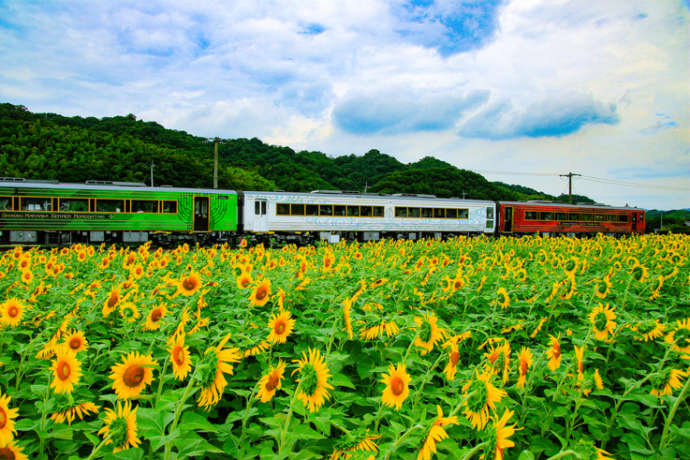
(1, 102, 589, 203)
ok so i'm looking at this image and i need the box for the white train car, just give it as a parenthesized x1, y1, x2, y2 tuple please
(241, 191, 495, 242)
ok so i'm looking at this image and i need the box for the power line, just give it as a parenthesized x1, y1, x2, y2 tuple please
(473, 170, 559, 177)
(579, 175, 690, 192)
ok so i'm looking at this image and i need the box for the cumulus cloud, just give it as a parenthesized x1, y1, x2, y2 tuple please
(458, 94, 619, 139)
(334, 88, 488, 134)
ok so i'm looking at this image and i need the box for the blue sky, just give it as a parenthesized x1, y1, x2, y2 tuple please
(0, 0, 688, 209)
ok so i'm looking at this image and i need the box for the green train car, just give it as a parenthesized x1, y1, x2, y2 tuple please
(0, 179, 238, 246)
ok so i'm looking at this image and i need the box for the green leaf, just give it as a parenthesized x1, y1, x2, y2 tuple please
(180, 410, 219, 433)
(330, 373, 356, 389)
(174, 431, 224, 457)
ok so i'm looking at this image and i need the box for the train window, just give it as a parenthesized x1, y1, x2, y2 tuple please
(361, 206, 373, 217)
(525, 211, 538, 220)
(21, 197, 52, 211)
(620, 215, 628, 222)
(96, 199, 124, 213)
(569, 213, 581, 221)
(541, 212, 554, 221)
(291, 204, 305, 216)
(486, 207, 494, 219)
(373, 206, 384, 217)
(486, 219, 494, 228)
(395, 207, 407, 217)
(60, 198, 89, 212)
(132, 200, 159, 213)
(276, 203, 290, 215)
(334, 205, 346, 216)
(347, 206, 359, 217)
(556, 213, 567, 221)
(305, 204, 318, 216)
(408, 207, 420, 218)
(163, 201, 177, 214)
(0, 197, 12, 210)
(319, 205, 333, 216)
(458, 209, 469, 219)
(446, 208, 457, 218)
(421, 208, 432, 218)
(593, 214, 605, 222)
(434, 208, 444, 218)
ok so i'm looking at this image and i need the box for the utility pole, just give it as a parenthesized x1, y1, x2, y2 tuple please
(150, 160, 155, 187)
(559, 172, 581, 203)
(213, 138, 219, 189)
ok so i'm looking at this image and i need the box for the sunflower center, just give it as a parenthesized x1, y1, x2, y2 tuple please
(7, 306, 18, 318)
(69, 338, 82, 350)
(454, 280, 462, 290)
(637, 321, 656, 335)
(57, 361, 72, 380)
(0, 407, 6, 429)
(632, 266, 644, 281)
(520, 360, 529, 375)
(594, 312, 608, 331)
(173, 346, 185, 366)
(450, 351, 460, 367)
(109, 417, 129, 449)
(675, 329, 690, 347)
(265, 372, 280, 391)
(151, 309, 163, 322)
(107, 294, 118, 308)
(300, 364, 318, 396)
(182, 278, 197, 291)
(0, 447, 14, 460)
(390, 376, 405, 396)
(123, 365, 145, 387)
(241, 277, 250, 288)
(255, 286, 267, 301)
(597, 282, 608, 294)
(274, 320, 286, 336)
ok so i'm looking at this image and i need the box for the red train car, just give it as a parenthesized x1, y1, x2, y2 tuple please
(498, 201, 645, 235)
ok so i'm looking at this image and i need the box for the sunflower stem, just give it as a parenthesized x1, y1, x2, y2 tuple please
(154, 356, 169, 407)
(411, 353, 444, 414)
(278, 380, 302, 456)
(163, 365, 199, 460)
(659, 372, 690, 450)
(382, 424, 423, 460)
(86, 433, 112, 460)
(545, 450, 580, 460)
(238, 385, 259, 456)
(461, 441, 488, 460)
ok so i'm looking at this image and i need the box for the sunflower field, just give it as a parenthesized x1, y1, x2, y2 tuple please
(0, 234, 688, 460)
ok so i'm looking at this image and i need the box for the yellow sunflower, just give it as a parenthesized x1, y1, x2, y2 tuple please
(267, 310, 295, 344)
(381, 362, 411, 411)
(484, 341, 511, 384)
(594, 276, 612, 299)
(0, 298, 26, 327)
(50, 345, 82, 394)
(650, 368, 687, 397)
(574, 345, 585, 381)
(97, 400, 141, 453)
(589, 303, 616, 342)
(0, 440, 27, 460)
(63, 329, 88, 353)
(176, 271, 202, 297)
(516, 347, 533, 389)
(294, 348, 334, 413)
(665, 318, 690, 354)
(414, 312, 446, 356)
(496, 287, 510, 309)
(546, 334, 562, 371)
(197, 334, 242, 409)
(236, 271, 253, 289)
(144, 304, 168, 331)
(168, 333, 192, 381)
(249, 278, 271, 307)
(256, 361, 286, 403)
(102, 288, 121, 317)
(109, 352, 158, 400)
(50, 401, 100, 425)
(20, 269, 33, 285)
(489, 409, 517, 460)
(417, 405, 458, 460)
(631, 264, 648, 283)
(462, 370, 506, 431)
(0, 392, 19, 445)
(118, 302, 140, 323)
(631, 320, 665, 342)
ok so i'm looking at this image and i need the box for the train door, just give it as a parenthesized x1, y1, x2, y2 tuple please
(637, 212, 645, 233)
(254, 199, 268, 232)
(193, 196, 209, 231)
(503, 206, 513, 232)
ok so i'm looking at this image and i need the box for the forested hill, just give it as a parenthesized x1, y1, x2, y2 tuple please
(0, 102, 587, 202)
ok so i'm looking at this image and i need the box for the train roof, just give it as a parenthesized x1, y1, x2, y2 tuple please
(499, 201, 644, 211)
(0, 179, 236, 195)
(242, 190, 496, 204)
